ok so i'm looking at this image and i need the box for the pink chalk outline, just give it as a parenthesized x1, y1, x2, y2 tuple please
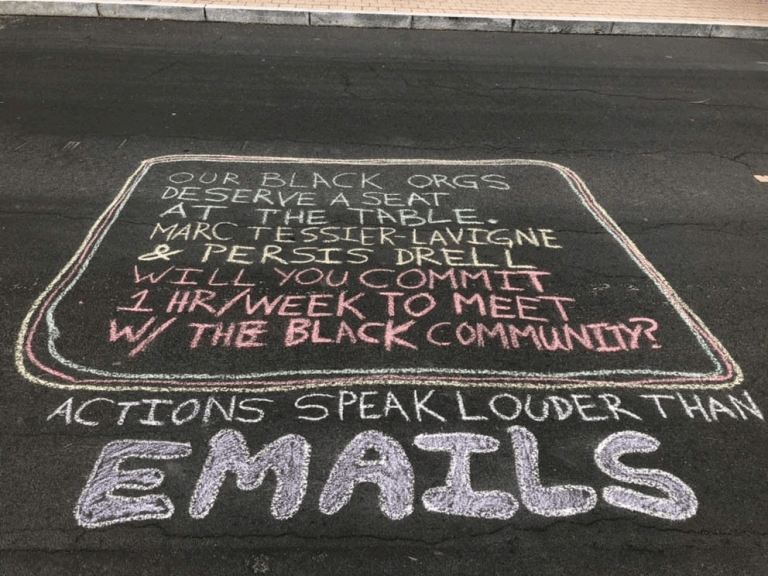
(16, 156, 742, 393)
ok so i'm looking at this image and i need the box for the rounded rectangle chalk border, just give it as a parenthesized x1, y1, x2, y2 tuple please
(16, 156, 742, 393)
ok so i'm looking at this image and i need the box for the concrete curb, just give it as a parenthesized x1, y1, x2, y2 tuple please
(310, 11, 410, 28)
(413, 15, 511, 32)
(1, 0, 98, 16)
(98, 1, 204, 20)
(513, 19, 612, 34)
(610, 21, 712, 37)
(1, 1, 767, 38)
(206, 5, 307, 24)
(710, 24, 768, 39)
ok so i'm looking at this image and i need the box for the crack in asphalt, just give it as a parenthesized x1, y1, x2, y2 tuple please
(428, 83, 768, 113)
(0, 210, 98, 223)
(4, 127, 762, 165)
(2, 516, 767, 551)
(0, 211, 153, 230)
(141, 60, 182, 82)
(616, 221, 768, 236)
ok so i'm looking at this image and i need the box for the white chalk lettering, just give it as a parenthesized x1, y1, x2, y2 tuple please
(508, 426, 597, 517)
(594, 431, 697, 521)
(75, 440, 191, 528)
(319, 431, 414, 520)
(190, 429, 309, 520)
(415, 433, 518, 519)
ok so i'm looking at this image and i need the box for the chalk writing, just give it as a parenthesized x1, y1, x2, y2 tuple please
(75, 440, 192, 528)
(47, 389, 764, 428)
(74, 426, 699, 528)
(415, 433, 518, 519)
(190, 429, 310, 520)
(594, 431, 698, 520)
(319, 430, 414, 520)
(509, 426, 597, 517)
(18, 157, 741, 391)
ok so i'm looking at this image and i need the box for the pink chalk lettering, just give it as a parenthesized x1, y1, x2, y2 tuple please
(379, 292, 403, 317)
(170, 268, 204, 286)
(453, 293, 486, 316)
(359, 269, 394, 289)
(538, 296, 575, 322)
(456, 323, 476, 346)
(133, 265, 175, 284)
(538, 326, 570, 351)
(588, 323, 625, 353)
(476, 323, 510, 349)
(335, 292, 366, 320)
(109, 317, 156, 344)
(117, 290, 154, 313)
(206, 269, 228, 287)
(516, 297, 547, 323)
(563, 324, 594, 350)
(493, 270, 550, 293)
(629, 317, 662, 349)
(427, 322, 451, 347)
(508, 325, 543, 350)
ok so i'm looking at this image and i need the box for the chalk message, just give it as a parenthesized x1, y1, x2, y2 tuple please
(18, 156, 741, 391)
(44, 387, 764, 529)
(73, 426, 701, 528)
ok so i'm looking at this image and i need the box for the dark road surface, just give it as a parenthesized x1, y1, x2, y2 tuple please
(0, 16, 767, 575)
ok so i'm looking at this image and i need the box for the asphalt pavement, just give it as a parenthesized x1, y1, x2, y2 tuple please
(0, 15, 767, 575)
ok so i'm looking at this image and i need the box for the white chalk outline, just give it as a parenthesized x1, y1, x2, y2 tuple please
(16, 156, 742, 392)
